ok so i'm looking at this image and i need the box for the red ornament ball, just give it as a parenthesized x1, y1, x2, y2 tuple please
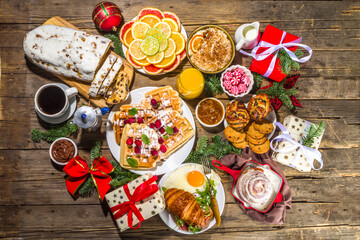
(92, 1, 122, 31)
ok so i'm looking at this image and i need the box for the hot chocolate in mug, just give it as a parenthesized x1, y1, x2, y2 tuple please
(34, 83, 78, 118)
(235, 22, 260, 51)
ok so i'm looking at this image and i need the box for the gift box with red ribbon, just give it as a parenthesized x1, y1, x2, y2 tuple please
(105, 173, 165, 232)
(241, 25, 312, 82)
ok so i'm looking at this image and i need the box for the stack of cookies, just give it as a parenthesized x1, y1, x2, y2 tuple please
(224, 94, 274, 154)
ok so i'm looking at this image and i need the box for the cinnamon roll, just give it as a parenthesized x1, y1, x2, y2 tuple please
(237, 168, 274, 206)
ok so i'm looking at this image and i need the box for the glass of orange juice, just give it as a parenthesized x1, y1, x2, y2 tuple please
(176, 68, 204, 100)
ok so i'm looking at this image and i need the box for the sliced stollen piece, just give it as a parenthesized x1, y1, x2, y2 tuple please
(98, 58, 123, 95)
(88, 54, 117, 98)
(105, 72, 130, 105)
(120, 123, 161, 169)
(23, 25, 111, 82)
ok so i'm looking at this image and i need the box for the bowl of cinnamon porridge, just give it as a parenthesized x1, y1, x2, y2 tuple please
(187, 25, 235, 74)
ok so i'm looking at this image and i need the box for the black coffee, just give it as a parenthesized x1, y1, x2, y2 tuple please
(37, 86, 66, 115)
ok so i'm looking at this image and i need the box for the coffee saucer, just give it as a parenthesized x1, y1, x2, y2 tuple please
(35, 83, 77, 124)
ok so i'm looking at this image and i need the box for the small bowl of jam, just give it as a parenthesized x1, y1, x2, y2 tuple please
(49, 137, 77, 166)
(196, 98, 225, 130)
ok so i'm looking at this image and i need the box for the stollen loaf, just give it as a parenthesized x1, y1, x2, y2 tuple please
(23, 25, 111, 82)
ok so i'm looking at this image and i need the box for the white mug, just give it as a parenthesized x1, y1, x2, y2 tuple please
(235, 22, 260, 51)
(35, 83, 78, 118)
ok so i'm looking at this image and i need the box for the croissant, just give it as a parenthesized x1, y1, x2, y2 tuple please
(247, 94, 271, 121)
(164, 188, 206, 228)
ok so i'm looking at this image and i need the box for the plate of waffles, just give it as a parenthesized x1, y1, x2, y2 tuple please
(106, 86, 196, 175)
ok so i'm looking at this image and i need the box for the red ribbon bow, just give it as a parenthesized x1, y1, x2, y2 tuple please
(63, 156, 114, 200)
(110, 175, 159, 229)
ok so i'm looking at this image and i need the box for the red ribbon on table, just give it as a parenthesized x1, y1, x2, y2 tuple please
(63, 156, 114, 200)
(110, 175, 159, 229)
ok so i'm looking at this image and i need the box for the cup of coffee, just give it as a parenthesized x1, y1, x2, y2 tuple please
(34, 83, 78, 118)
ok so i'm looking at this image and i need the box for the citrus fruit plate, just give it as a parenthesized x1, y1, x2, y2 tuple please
(119, 7, 187, 75)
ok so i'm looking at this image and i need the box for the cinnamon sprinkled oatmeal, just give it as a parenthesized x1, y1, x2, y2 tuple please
(189, 27, 232, 72)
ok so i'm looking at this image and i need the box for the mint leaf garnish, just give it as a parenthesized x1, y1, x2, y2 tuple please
(165, 126, 174, 135)
(141, 134, 150, 145)
(127, 158, 138, 167)
(129, 108, 138, 116)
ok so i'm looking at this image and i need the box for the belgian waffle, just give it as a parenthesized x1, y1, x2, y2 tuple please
(147, 110, 195, 159)
(113, 105, 156, 145)
(140, 86, 183, 114)
(120, 124, 161, 169)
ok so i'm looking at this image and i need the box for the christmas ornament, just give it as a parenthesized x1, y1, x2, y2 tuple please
(63, 156, 114, 200)
(256, 75, 302, 112)
(92, 2, 122, 31)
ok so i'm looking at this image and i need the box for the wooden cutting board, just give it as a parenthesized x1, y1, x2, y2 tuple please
(43, 16, 134, 108)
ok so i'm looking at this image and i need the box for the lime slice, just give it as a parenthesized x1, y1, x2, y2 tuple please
(146, 28, 163, 37)
(140, 36, 160, 56)
(153, 33, 168, 52)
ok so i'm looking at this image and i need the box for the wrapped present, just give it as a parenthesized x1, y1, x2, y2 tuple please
(240, 25, 312, 82)
(105, 173, 165, 232)
(270, 116, 325, 172)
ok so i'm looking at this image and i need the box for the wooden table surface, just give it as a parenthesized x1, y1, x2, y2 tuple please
(1, 0, 359, 239)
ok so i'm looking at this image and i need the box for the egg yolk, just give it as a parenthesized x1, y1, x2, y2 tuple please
(187, 170, 205, 187)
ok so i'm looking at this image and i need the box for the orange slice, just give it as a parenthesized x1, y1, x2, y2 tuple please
(133, 57, 151, 67)
(164, 38, 176, 58)
(139, 14, 161, 27)
(154, 52, 176, 68)
(154, 22, 171, 38)
(190, 35, 204, 53)
(129, 39, 146, 60)
(162, 18, 179, 32)
(170, 32, 185, 55)
(131, 21, 150, 40)
(146, 51, 164, 64)
(123, 28, 135, 48)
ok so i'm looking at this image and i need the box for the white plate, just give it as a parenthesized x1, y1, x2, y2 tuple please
(224, 95, 277, 139)
(158, 163, 225, 234)
(35, 83, 77, 124)
(106, 87, 196, 175)
(122, 18, 188, 75)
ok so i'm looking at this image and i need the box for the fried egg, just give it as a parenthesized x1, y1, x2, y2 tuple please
(162, 164, 221, 194)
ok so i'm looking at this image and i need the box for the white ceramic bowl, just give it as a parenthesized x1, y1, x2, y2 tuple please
(49, 137, 77, 166)
(195, 97, 225, 128)
(220, 65, 254, 98)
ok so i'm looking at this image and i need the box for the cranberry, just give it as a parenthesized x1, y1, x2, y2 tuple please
(124, 119, 130, 125)
(137, 117, 144, 124)
(160, 145, 167, 153)
(151, 99, 158, 108)
(126, 138, 133, 145)
(134, 146, 141, 154)
(173, 127, 179, 134)
(129, 117, 135, 124)
(135, 140, 142, 146)
(151, 149, 159, 156)
(155, 120, 162, 128)
(158, 138, 164, 144)
(159, 127, 165, 134)
(149, 123, 155, 129)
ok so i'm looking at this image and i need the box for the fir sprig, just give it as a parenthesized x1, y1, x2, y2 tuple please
(109, 160, 140, 187)
(204, 74, 224, 97)
(252, 72, 264, 90)
(184, 135, 242, 168)
(301, 121, 325, 148)
(105, 33, 125, 59)
(256, 79, 298, 111)
(31, 120, 78, 143)
(278, 49, 304, 75)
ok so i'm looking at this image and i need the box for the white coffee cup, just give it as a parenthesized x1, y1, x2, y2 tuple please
(34, 83, 78, 118)
(235, 22, 260, 51)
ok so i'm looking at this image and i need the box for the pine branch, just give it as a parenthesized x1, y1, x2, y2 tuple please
(109, 160, 140, 187)
(91, 141, 102, 162)
(31, 120, 78, 143)
(204, 74, 224, 97)
(301, 121, 325, 148)
(277, 49, 304, 75)
(252, 72, 264, 90)
(185, 135, 242, 168)
(105, 33, 125, 59)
